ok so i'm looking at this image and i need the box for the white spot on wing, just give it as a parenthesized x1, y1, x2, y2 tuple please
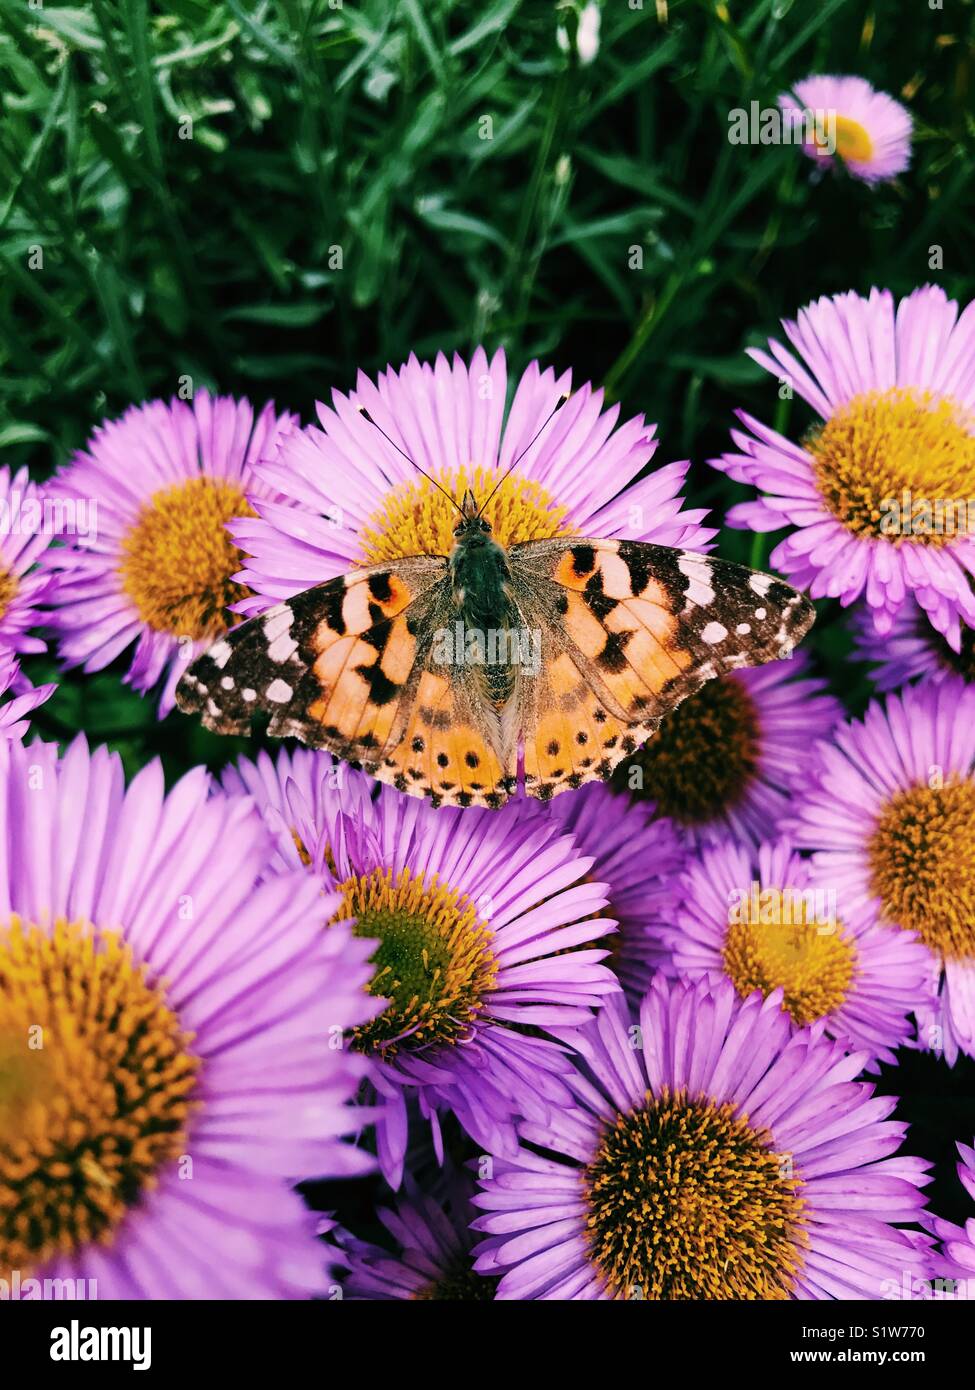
(678, 555, 715, 607)
(701, 621, 728, 644)
(263, 606, 294, 642)
(749, 574, 772, 597)
(266, 679, 292, 703)
(736, 623, 751, 635)
(267, 634, 298, 663)
(754, 607, 767, 620)
(209, 639, 232, 669)
(220, 676, 234, 690)
(242, 688, 256, 702)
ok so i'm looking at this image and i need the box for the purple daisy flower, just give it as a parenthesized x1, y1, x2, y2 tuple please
(337, 1175, 494, 1301)
(229, 347, 714, 614)
(612, 650, 841, 846)
(851, 600, 975, 691)
(548, 781, 685, 1001)
(927, 1141, 975, 1299)
(667, 833, 934, 1063)
(0, 736, 378, 1299)
(0, 464, 57, 661)
(711, 286, 975, 649)
(43, 391, 296, 715)
(0, 654, 55, 741)
(788, 676, 975, 1065)
(222, 746, 620, 1188)
(471, 976, 932, 1299)
(779, 75, 912, 184)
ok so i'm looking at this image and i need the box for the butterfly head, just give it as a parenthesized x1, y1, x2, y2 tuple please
(452, 489, 493, 545)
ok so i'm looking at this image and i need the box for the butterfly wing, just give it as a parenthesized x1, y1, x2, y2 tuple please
(507, 537, 815, 801)
(175, 557, 516, 808)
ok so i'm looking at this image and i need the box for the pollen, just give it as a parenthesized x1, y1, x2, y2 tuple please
(809, 388, 975, 546)
(333, 866, 498, 1054)
(0, 568, 17, 623)
(0, 918, 200, 1272)
(357, 465, 573, 563)
(118, 476, 256, 640)
(826, 115, 874, 164)
(723, 895, 856, 1025)
(868, 779, 975, 959)
(584, 1087, 806, 1300)
(615, 676, 760, 825)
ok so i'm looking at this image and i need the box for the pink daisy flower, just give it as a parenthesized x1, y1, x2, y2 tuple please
(612, 650, 841, 846)
(0, 653, 55, 741)
(0, 464, 57, 662)
(712, 286, 975, 649)
(43, 391, 296, 715)
(222, 747, 619, 1188)
(927, 1140, 975, 1299)
(336, 1175, 495, 1301)
(788, 676, 975, 1066)
(0, 736, 379, 1299)
(548, 781, 685, 1001)
(851, 600, 975, 691)
(229, 347, 714, 615)
(471, 977, 932, 1299)
(780, 75, 912, 184)
(668, 833, 935, 1063)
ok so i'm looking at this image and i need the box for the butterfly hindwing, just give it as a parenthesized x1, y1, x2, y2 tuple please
(508, 537, 815, 801)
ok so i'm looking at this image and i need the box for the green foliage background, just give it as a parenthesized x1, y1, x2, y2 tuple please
(2, 0, 975, 1225)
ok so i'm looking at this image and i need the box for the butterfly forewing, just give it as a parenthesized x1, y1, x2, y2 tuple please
(508, 536, 813, 799)
(176, 557, 448, 745)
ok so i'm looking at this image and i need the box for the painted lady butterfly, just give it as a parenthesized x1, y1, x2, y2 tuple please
(176, 450, 814, 808)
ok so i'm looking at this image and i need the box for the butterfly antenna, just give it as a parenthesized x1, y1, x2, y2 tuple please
(476, 393, 570, 519)
(357, 404, 465, 519)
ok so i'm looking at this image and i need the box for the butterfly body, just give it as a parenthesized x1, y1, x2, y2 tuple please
(446, 493, 525, 712)
(176, 511, 815, 809)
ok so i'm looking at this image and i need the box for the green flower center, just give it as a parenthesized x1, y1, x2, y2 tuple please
(335, 866, 498, 1055)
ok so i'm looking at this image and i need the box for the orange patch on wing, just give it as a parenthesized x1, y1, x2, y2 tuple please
(308, 636, 378, 738)
(563, 592, 612, 659)
(376, 574, 413, 615)
(375, 672, 508, 806)
(590, 552, 636, 599)
(549, 651, 587, 700)
(379, 615, 416, 684)
(553, 548, 601, 590)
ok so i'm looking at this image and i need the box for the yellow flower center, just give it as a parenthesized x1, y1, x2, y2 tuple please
(357, 466, 573, 563)
(615, 676, 760, 825)
(0, 918, 199, 1273)
(0, 568, 17, 623)
(723, 890, 855, 1025)
(584, 1088, 806, 1300)
(868, 780, 975, 959)
(119, 477, 255, 639)
(333, 866, 498, 1054)
(809, 388, 975, 547)
(828, 115, 874, 164)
